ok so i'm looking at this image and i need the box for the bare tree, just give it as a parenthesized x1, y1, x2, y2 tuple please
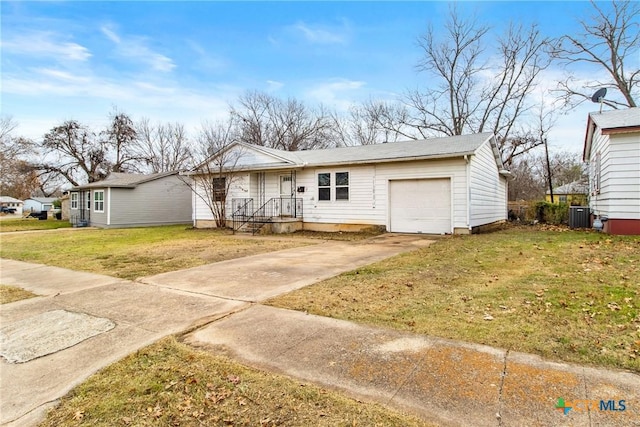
(37, 120, 109, 186)
(136, 118, 193, 172)
(102, 109, 140, 173)
(231, 90, 337, 151)
(0, 116, 41, 198)
(552, 0, 639, 108)
(366, 7, 552, 165)
(331, 103, 403, 146)
(185, 119, 244, 228)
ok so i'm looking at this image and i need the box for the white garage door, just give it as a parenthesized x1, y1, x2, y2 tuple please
(389, 178, 451, 234)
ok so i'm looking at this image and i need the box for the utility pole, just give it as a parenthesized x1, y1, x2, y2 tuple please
(543, 134, 554, 203)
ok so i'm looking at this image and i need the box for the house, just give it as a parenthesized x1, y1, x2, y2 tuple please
(545, 181, 588, 206)
(69, 172, 192, 228)
(189, 133, 510, 234)
(583, 107, 640, 235)
(23, 197, 56, 214)
(0, 196, 24, 215)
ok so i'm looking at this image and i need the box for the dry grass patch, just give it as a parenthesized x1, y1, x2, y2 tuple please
(41, 337, 429, 427)
(0, 285, 37, 304)
(0, 225, 311, 280)
(268, 226, 640, 372)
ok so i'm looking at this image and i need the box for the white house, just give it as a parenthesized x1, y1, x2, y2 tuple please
(0, 196, 24, 215)
(190, 133, 510, 235)
(23, 197, 57, 213)
(583, 107, 640, 235)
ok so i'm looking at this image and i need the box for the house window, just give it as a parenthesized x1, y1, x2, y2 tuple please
(212, 177, 226, 202)
(559, 195, 567, 204)
(71, 193, 78, 210)
(86, 191, 91, 210)
(335, 172, 349, 200)
(94, 190, 104, 212)
(318, 173, 331, 201)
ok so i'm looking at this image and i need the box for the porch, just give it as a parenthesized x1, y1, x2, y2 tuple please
(231, 197, 303, 234)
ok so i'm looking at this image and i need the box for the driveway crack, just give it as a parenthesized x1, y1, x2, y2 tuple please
(496, 349, 509, 426)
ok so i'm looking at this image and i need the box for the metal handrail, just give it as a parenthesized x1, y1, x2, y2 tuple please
(231, 198, 253, 233)
(235, 197, 303, 234)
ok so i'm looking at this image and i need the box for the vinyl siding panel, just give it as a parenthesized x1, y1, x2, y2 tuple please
(589, 130, 640, 220)
(469, 141, 507, 227)
(104, 176, 192, 228)
(89, 188, 108, 227)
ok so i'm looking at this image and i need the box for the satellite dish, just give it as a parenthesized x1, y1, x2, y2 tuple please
(591, 88, 607, 103)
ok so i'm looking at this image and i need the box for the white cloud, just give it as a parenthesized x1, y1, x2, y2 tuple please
(291, 21, 347, 44)
(100, 24, 176, 72)
(306, 78, 366, 110)
(266, 80, 284, 92)
(1, 31, 91, 61)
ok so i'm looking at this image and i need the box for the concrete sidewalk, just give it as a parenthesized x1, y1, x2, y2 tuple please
(187, 305, 639, 427)
(1, 234, 639, 426)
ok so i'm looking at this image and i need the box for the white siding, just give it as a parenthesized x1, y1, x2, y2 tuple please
(589, 130, 640, 219)
(469, 141, 507, 227)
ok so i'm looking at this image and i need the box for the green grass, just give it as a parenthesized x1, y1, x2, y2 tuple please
(0, 285, 38, 304)
(40, 337, 429, 427)
(268, 227, 640, 372)
(0, 225, 310, 280)
(0, 218, 72, 232)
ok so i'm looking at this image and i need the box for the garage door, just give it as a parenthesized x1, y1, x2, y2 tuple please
(389, 178, 451, 234)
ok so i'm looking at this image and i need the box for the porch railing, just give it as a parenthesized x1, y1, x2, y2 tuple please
(233, 197, 303, 234)
(231, 198, 254, 232)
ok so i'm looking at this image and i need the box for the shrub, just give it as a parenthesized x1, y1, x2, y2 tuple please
(528, 201, 569, 225)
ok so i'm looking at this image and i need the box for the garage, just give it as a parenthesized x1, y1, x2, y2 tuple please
(389, 178, 451, 234)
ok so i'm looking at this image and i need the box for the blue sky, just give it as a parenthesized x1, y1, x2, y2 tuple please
(0, 1, 623, 153)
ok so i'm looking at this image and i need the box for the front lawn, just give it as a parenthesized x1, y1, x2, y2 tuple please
(0, 225, 311, 280)
(0, 218, 72, 232)
(40, 337, 428, 427)
(268, 227, 640, 372)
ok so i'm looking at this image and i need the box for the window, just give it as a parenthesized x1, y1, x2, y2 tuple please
(318, 173, 331, 201)
(86, 191, 91, 210)
(559, 195, 567, 204)
(317, 172, 349, 201)
(335, 172, 349, 200)
(94, 190, 104, 212)
(71, 193, 78, 210)
(212, 177, 226, 202)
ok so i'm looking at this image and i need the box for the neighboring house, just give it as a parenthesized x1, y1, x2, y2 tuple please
(545, 181, 588, 206)
(583, 107, 640, 235)
(69, 172, 192, 228)
(0, 196, 24, 215)
(60, 193, 70, 221)
(190, 132, 510, 235)
(23, 197, 56, 213)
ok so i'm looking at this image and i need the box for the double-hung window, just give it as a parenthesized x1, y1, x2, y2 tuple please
(212, 177, 226, 202)
(94, 190, 104, 212)
(317, 172, 349, 201)
(70, 193, 78, 210)
(318, 173, 331, 201)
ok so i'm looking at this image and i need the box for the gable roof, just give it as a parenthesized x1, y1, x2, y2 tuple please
(71, 171, 179, 190)
(547, 181, 588, 195)
(25, 197, 57, 204)
(0, 196, 24, 204)
(195, 132, 505, 173)
(584, 107, 640, 160)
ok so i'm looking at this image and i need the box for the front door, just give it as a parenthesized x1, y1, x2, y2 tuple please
(279, 175, 293, 216)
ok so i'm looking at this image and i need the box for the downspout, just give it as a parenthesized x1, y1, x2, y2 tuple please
(464, 155, 471, 232)
(107, 188, 111, 226)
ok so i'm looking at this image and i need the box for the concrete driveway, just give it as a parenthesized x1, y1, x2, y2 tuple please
(0, 233, 432, 426)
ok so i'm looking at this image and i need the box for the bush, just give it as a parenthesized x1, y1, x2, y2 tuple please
(528, 201, 569, 225)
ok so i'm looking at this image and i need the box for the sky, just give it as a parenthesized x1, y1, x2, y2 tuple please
(0, 1, 629, 155)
